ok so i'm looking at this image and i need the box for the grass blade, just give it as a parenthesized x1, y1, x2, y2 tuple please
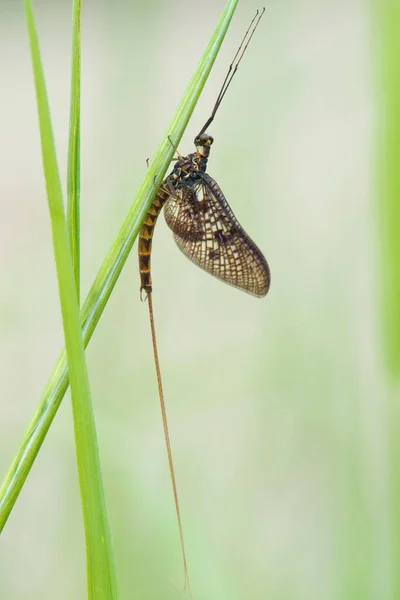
(0, 0, 239, 532)
(17, 2, 118, 597)
(374, 2, 400, 597)
(67, 0, 82, 299)
(376, 1, 400, 378)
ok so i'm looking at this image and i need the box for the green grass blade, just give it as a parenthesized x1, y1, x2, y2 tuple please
(0, 0, 239, 531)
(376, 1, 400, 378)
(374, 2, 400, 597)
(18, 2, 118, 598)
(67, 0, 82, 299)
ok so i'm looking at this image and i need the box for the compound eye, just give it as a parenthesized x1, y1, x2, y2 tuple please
(195, 133, 214, 146)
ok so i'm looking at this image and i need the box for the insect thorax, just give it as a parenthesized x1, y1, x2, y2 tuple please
(168, 152, 209, 190)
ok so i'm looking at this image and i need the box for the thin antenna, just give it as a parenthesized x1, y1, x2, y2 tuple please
(146, 292, 192, 598)
(197, 7, 265, 137)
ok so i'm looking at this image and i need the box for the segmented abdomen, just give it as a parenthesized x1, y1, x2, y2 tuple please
(138, 188, 170, 295)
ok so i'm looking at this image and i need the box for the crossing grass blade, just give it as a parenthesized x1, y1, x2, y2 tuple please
(11, 2, 118, 598)
(0, 0, 239, 532)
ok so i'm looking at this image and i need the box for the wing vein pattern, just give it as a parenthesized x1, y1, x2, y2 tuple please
(164, 172, 270, 297)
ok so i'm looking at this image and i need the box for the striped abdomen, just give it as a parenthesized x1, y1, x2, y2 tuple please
(138, 188, 170, 295)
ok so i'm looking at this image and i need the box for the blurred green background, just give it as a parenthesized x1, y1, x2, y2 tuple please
(0, 1, 395, 599)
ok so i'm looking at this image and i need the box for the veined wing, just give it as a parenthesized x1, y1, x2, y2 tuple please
(163, 184, 205, 242)
(164, 173, 270, 297)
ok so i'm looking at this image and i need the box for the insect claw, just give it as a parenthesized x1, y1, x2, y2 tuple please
(140, 288, 149, 303)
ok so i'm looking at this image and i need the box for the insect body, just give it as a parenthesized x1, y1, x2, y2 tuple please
(137, 9, 269, 597)
(139, 132, 270, 297)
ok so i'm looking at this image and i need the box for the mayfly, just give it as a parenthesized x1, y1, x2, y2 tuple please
(138, 8, 270, 595)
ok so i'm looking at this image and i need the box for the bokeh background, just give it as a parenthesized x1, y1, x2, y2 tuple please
(0, 1, 395, 599)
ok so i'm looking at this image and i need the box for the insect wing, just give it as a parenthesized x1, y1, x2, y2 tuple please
(164, 173, 270, 297)
(164, 185, 205, 242)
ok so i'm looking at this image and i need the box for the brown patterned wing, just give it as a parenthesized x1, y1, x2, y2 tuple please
(164, 173, 270, 297)
(163, 184, 205, 241)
